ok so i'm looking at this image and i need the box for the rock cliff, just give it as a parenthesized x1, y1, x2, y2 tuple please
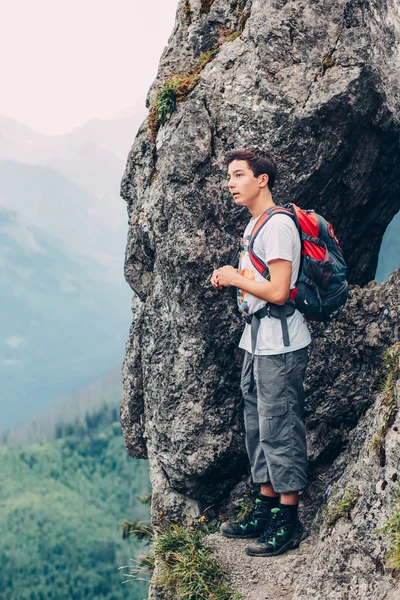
(206, 272, 400, 600)
(120, 0, 400, 597)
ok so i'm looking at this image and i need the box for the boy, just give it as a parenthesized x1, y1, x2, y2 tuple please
(211, 148, 311, 557)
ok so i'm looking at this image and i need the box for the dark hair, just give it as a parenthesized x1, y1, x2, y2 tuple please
(224, 147, 278, 191)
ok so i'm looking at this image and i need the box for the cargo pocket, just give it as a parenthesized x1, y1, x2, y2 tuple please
(259, 399, 289, 443)
(241, 352, 253, 396)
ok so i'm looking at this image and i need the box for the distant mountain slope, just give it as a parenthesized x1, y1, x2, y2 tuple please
(0, 115, 137, 431)
(0, 113, 141, 163)
(0, 114, 140, 239)
(2, 367, 122, 446)
(0, 206, 131, 428)
(49, 142, 126, 197)
(0, 159, 126, 272)
(0, 113, 140, 285)
(375, 209, 400, 283)
(0, 408, 151, 600)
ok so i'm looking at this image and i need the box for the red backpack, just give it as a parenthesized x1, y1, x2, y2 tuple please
(249, 203, 349, 323)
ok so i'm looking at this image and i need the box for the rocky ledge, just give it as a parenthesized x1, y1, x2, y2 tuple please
(120, 1, 400, 598)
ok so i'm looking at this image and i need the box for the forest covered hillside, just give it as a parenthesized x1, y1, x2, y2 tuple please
(0, 405, 151, 600)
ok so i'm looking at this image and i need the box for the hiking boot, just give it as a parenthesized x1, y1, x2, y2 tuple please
(220, 498, 276, 539)
(245, 506, 308, 556)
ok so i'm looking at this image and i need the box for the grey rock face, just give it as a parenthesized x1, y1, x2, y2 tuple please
(291, 342, 400, 600)
(305, 273, 399, 471)
(207, 347, 400, 599)
(120, 0, 400, 597)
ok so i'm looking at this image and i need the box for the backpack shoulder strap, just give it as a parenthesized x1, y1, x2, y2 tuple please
(249, 205, 296, 278)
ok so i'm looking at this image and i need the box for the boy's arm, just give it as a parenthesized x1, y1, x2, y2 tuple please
(214, 259, 292, 305)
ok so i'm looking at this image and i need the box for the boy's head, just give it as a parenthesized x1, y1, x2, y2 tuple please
(224, 147, 278, 208)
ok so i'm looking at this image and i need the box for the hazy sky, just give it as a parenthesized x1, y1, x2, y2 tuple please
(1, 0, 179, 135)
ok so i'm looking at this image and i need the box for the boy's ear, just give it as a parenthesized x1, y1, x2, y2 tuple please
(259, 174, 269, 188)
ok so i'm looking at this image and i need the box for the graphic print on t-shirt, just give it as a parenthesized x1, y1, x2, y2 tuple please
(237, 231, 262, 315)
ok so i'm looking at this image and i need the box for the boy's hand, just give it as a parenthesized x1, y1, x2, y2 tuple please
(212, 265, 237, 288)
(211, 269, 223, 290)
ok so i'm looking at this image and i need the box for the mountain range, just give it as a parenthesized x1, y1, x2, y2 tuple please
(0, 112, 143, 429)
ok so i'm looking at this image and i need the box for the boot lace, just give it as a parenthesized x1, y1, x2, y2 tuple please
(257, 506, 284, 543)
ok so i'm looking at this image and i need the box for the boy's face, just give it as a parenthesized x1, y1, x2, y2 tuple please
(226, 159, 268, 208)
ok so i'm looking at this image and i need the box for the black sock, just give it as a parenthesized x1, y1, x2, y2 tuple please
(279, 503, 299, 519)
(259, 494, 280, 506)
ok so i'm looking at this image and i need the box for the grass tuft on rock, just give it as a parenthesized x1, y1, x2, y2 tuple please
(200, 0, 216, 14)
(137, 492, 152, 505)
(323, 489, 359, 528)
(154, 523, 242, 600)
(236, 0, 249, 30)
(376, 491, 400, 571)
(379, 344, 400, 404)
(229, 489, 258, 522)
(183, 0, 192, 24)
(121, 519, 153, 541)
(215, 29, 242, 44)
(370, 344, 400, 460)
(370, 432, 386, 456)
(148, 28, 242, 140)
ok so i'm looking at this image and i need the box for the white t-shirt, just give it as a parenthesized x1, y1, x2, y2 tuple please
(237, 212, 311, 355)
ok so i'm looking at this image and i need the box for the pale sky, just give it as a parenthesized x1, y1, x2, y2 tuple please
(0, 0, 179, 135)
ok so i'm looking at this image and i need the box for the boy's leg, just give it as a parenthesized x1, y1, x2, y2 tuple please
(220, 351, 278, 538)
(262, 483, 299, 504)
(255, 346, 309, 495)
(260, 482, 280, 498)
(241, 350, 270, 485)
(246, 346, 309, 556)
